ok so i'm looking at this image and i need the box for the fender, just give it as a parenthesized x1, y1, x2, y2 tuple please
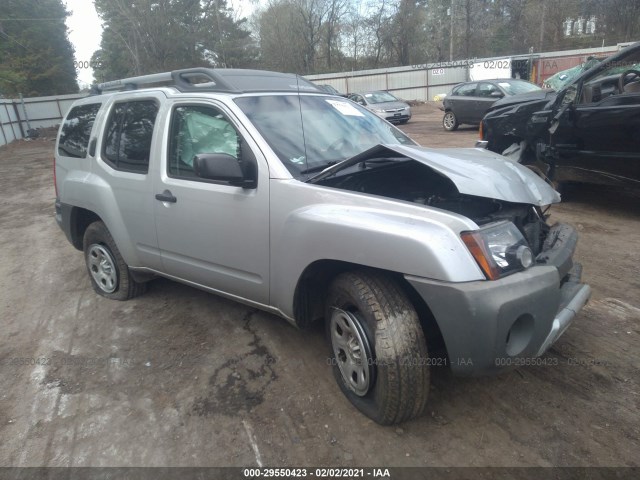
(61, 172, 149, 267)
(268, 180, 486, 318)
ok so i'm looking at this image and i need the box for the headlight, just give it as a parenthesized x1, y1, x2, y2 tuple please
(371, 108, 386, 114)
(461, 221, 533, 280)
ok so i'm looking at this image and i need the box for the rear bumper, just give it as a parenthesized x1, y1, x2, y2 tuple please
(475, 140, 488, 148)
(405, 223, 590, 376)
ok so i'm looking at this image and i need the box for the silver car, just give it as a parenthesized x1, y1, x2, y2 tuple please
(55, 68, 590, 425)
(348, 90, 412, 124)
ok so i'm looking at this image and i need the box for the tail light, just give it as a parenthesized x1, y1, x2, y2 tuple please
(478, 120, 484, 140)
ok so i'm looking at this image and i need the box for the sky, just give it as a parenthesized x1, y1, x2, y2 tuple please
(64, 0, 102, 87)
(64, 0, 261, 88)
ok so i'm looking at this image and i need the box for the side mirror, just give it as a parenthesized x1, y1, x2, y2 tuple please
(490, 91, 504, 98)
(193, 153, 245, 185)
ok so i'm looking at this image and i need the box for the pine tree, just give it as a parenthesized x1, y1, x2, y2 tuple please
(0, 0, 78, 96)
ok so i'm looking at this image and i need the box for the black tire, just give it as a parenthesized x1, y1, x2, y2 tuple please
(83, 221, 147, 300)
(443, 111, 459, 131)
(325, 271, 430, 425)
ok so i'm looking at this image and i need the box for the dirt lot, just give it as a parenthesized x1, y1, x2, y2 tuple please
(0, 104, 638, 469)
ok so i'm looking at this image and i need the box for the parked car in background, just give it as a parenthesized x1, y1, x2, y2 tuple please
(442, 79, 542, 131)
(348, 91, 411, 124)
(316, 84, 347, 97)
(479, 41, 640, 189)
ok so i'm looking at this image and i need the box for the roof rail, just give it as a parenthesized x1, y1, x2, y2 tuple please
(92, 67, 321, 95)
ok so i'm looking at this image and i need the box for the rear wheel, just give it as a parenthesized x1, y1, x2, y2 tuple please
(443, 111, 459, 131)
(83, 221, 147, 300)
(325, 271, 430, 425)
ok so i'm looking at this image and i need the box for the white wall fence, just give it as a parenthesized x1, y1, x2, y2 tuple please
(306, 44, 624, 101)
(0, 93, 87, 147)
(306, 62, 470, 102)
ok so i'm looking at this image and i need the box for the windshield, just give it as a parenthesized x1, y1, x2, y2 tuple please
(585, 50, 640, 84)
(364, 91, 398, 104)
(496, 80, 541, 95)
(544, 58, 600, 90)
(234, 95, 415, 178)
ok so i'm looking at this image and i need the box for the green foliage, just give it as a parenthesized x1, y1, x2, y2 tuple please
(0, 0, 78, 96)
(92, 0, 256, 82)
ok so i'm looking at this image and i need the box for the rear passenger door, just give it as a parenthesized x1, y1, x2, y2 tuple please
(449, 83, 478, 123)
(94, 94, 164, 270)
(153, 101, 270, 305)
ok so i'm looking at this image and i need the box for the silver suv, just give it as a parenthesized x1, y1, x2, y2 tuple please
(55, 68, 591, 425)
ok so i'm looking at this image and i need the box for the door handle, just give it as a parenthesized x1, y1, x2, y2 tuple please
(155, 190, 177, 203)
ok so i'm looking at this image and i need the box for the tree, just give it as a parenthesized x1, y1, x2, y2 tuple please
(257, 1, 307, 72)
(92, 0, 255, 82)
(0, 0, 78, 96)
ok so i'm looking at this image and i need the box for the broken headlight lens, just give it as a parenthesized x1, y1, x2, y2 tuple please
(461, 221, 533, 280)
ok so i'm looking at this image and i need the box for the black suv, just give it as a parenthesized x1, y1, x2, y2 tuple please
(479, 42, 640, 189)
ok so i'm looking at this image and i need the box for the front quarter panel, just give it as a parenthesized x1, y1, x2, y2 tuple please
(269, 179, 484, 317)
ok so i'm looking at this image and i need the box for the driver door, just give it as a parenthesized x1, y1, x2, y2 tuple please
(153, 101, 270, 304)
(552, 89, 640, 186)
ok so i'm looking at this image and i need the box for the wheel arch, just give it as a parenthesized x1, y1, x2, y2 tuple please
(68, 207, 103, 251)
(292, 260, 447, 356)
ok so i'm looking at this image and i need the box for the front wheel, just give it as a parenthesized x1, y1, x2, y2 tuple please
(443, 111, 459, 131)
(325, 271, 430, 425)
(83, 221, 147, 300)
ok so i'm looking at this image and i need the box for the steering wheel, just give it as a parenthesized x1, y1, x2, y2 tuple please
(618, 69, 640, 93)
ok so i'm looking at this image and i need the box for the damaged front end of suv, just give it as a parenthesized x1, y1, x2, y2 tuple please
(300, 143, 590, 375)
(478, 41, 640, 188)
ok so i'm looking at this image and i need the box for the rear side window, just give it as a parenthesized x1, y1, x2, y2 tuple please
(457, 83, 478, 96)
(58, 103, 101, 158)
(102, 100, 158, 173)
(477, 82, 501, 97)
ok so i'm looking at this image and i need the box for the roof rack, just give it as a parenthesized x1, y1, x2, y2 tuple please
(91, 68, 321, 95)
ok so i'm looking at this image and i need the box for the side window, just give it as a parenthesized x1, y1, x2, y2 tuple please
(457, 83, 478, 96)
(168, 105, 239, 179)
(58, 103, 101, 158)
(102, 100, 158, 173)
(477, 83, 500, 97)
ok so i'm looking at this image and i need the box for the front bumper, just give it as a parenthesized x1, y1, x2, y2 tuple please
(406, 223, 590, 375)
(372, 110, 411, 123)
(385, 113, 411, 123)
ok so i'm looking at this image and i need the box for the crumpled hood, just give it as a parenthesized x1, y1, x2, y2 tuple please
(310, 144, 560, 206)
(388, 145, 560, 205)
